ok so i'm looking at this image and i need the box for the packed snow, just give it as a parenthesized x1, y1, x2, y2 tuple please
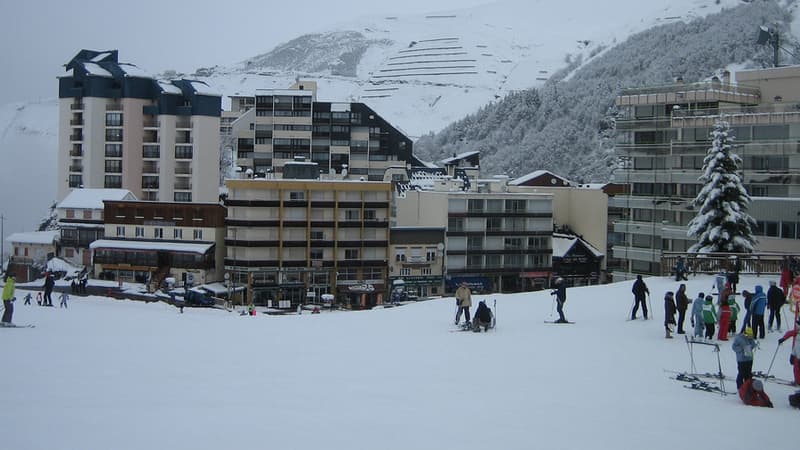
(1, 274, 796, 450)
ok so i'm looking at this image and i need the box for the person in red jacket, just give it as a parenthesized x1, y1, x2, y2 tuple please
(738, 378, 773, 407)
(778, 318, 800, 385)
(718, 295, 732, 341)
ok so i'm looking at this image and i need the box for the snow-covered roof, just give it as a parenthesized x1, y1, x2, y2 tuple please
(89, 52, 113, 63)
(255, 89, 314, 97)
(551, 233, 604, 258)
(158, 81, 183, 95)
(82, 62, 113, 77)
(509, 170, 573, 186)
(6, 230, 59, 245)
(89, 239, 213, 255)
(441, 151, 480, 165)
(57, 189, 135, 210)
(189, 81, 220, 97)
(119, 63, 152, 79)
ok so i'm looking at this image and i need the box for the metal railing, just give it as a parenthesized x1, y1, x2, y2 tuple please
(660, 252, 794, 277)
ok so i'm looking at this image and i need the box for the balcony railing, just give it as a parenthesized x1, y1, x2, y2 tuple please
(69, 133, 83, 141)
(69, 147, 82, 157)
(105, 103, 123, 111)
(68, 165, 83, 173)
(70, 103, 84, 110)
(175, 166, 192, 175)
(174, 181, 192, 190)
(70, 119, 83, 126)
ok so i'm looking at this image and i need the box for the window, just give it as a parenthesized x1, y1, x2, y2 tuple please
(421, 267, 432, 275)
(310, 230, 324, 240)
(105, 112, 123, 126)
(68, 175, 82, 188)
(174, 229, 183, 239)
(345, 210, 360, 221)
(487, 217, 502, 232)
(468, 199, 484, 213)
(142, 176, 159, 189)
(448, 217, 464, 232)
(504, 238, 523, 250)
(116, 226, 125, 237)
(175, 192, 192, 202)
(66, 209, 75, 219)
(105, 160, 122, 173)
(396, 249, 406, 262)
(364, 210, 376, 221)
(193, 229, 203, 240)
(153, 228, 163, 239)
(505, 199, 526, 213)
(135, 227, 144, 237)
(426, 249, 436, 262)
(467, 236, 483, 250)
(64, 248, 75, 258)
(345, 249, 359, 260)
(83, 210, 92, 220)
(104, 175, 122, 188)
(105, 144, 122, 157)
(310, 248, 323, 260)
(105, 129, 123, 142)
(400, 267, 411, 276)
(289, 191, 305, 200)
(175, 146, 193, 159)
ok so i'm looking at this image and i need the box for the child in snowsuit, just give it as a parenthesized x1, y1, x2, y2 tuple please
(728, 297, 740, 335)
(664, 291, 676, 339)
(59, 292, 69, 308)
(691, 292, 705, 339)
(718, 293, 732, 341)
(23, 293, 32, 305)
(702, 295, 717, 340)
(732, 327, 757, 389)
(778, 318, 800, 386)
(738, 378, 773, 407)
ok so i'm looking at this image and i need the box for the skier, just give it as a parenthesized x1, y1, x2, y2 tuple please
(717, 293, 731, 341)
(43, 272, 54, 307)
(471, 300, 493, 332)
(766, 280, 786, 332)
(738, 378, 773, 408)
(454, 282, 472, 326)
(691, 292, 705, 339)
(664, 291, 676, 339)
(2, 273, 16, 325)
(675, 283, 689, 334)
(59, 291, 69, 308)
(777, 318, 800, 386)
(702, 295, 717, 340)
(732, 327, 757, 389)
(674, 256, 689, 281)
(630, 274, 649, 320)
(23, 292, 32, 305)
(551, 277, 568, 323)
(750, 285, 767, 339)
(727, 256, 741, 293)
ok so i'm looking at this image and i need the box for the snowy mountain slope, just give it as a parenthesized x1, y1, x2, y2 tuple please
(2, 274, 797, 450)
(0, 0, 761, 235)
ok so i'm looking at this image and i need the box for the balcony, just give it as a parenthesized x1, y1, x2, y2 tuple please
(105, 103, 123, 112)
(175, 166, 192, 175)
(70, 118, 83, 126)
(70, 103, 84, 110)
(68, 164, 83, 173)
(142, 146, 160, 159)
(175, 118, 192, 129)
(143, 118, 159, 128)
(174, 181, 192, 190)
(69, 146, 82, 157)
(69, 133, 83, 142)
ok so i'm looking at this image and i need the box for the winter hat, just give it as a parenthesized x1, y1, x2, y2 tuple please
(698, 292, 705, 298)
(769, 280, 777, 286)
(744, 327, 754, 338)
(705, 295, 713, 301)
(666, 291, 674, 297)
(752, 379, 764, 392)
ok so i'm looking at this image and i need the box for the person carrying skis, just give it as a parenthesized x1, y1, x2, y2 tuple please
(778, 318, 800, 386)
(675, 284, 689, 334)
(631, 274, 649, 320)
(664, 291, 676, 339)
(750, 285, 767, 339)
(738, 378, 773, 408)
(2, 273, 16, 325)
(472, 300, 493, 332)
(702, 295, 717, 340)
(454, 282, 472, 326)
(732, 327, 757, 389)
(691, 292, 705, 339)
(551, 277, 568, 323)
(767, 280, 786, 332)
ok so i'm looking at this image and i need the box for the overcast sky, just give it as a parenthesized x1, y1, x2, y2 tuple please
(0, 0, 495, 105)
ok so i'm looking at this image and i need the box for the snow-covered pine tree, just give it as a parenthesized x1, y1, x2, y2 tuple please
(686, 119, 756, 253)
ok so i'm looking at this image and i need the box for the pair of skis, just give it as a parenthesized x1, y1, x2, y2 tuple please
(667, 371, 732, 395)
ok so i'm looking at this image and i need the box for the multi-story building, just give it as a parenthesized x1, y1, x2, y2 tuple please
(613, 67, 800, 278)
(89, 201, 226, 288)
(56, 188, 136, 267)
(5, 231, 59, 282)
(224, 81, 414, 180)
(57, 49, 221, 203)
(388, 227, 446, 298)
(225, 171, 392, 308)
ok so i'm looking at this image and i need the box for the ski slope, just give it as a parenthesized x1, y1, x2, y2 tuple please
(1, 274, 796, 450)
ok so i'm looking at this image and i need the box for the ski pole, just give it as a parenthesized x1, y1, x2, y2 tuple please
(764, 343, 781, 380)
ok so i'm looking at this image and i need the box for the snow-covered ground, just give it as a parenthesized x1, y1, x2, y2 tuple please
(1, 274, 796, 450)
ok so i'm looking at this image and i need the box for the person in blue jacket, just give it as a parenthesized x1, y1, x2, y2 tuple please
(691, 292, 705, 339)
(750, 285, 767, 339)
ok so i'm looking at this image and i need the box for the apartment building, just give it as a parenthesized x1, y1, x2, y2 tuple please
(613, 66, 800, 278)
(90, 201, 226, 287)
(224, 174, 392, 308)
(388, 227, 446, 298)
(223, 81, 414, 180)
(58, 49, 221, 203)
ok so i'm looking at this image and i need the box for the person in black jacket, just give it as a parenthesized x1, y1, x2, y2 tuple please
(631, 275, 649, 320)
(43, 271, 55, 307)
(472, 300, 493, 332)
(675, 283, 689, 334)
(766, 280, 786, 332)
(664, 291, 677, 339)
(551, 277, 568, 323)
